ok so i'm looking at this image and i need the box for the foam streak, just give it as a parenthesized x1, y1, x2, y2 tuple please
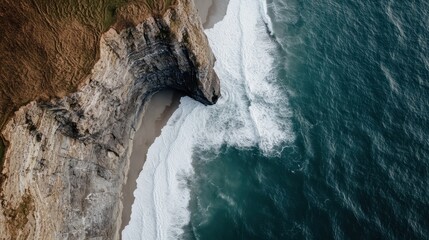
(122, 0, 294, 238)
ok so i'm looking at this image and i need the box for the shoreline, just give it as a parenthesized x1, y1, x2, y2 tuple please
(120, 0, 230, 235)
(120, 90, 182, 232)
(194, 0, 229, 28)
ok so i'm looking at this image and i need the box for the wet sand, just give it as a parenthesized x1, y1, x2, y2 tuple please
(120, 0, 230, 234)
(120, 90, 182, 232)
(194, 0, 229, 28)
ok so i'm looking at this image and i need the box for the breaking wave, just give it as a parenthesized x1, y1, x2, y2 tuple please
(122, 0, 294, 238)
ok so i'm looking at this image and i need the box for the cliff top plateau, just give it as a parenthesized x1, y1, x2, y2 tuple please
(0, 0, 219, 238)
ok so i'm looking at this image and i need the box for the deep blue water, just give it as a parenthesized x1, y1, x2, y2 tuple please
(186, 0, 429, 239)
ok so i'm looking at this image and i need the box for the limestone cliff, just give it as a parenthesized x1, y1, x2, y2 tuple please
(0, 0, 220, 239)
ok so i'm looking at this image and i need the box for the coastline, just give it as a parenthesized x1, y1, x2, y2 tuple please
(194, 0, 229, 28)
(120, 90, 182, 231)
(0, 0, 220, 237)
(120, 0, 229, 235)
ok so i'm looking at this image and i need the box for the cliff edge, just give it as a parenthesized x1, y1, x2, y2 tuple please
(0, 0, 219, 239)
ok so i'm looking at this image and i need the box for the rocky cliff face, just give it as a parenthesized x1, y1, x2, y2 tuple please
(0, 0, 219, 239)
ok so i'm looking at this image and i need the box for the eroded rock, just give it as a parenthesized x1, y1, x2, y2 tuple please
(0, 0, 219, 238)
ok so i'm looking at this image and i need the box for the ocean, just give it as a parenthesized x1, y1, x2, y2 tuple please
(123, 0, 429, 239)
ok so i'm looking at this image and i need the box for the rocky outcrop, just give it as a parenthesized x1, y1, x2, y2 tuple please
(0, 0, 220, 239)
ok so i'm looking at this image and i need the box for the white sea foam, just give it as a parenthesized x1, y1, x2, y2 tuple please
(259, 0, 274, 34)
(122, 0, 294, 239)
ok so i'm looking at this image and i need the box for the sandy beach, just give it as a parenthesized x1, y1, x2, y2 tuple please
(120, 90, 182, 231)
(120, 0, 230, 234)
(194, 0, 229, 28)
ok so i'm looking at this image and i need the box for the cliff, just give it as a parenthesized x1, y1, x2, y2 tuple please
(0, 0, 220, 239)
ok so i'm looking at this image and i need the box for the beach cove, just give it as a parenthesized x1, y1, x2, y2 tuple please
(120, 0, 229, 235)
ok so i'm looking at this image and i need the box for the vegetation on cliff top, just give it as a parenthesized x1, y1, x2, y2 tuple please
(0, 0, 176, 165)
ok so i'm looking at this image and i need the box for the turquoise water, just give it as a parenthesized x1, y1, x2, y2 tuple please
(185, 0, 429, 239)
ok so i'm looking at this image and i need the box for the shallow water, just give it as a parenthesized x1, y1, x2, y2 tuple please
(125, 0, 429, 239)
